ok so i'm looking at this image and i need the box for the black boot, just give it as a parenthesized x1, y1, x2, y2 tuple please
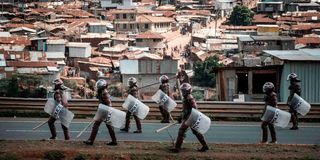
(120, 112, 131, 132)
(84, 121, 101, 145)
(48, 117, 57, 140)
(62, 125, 70, 140)
(133, 115, 142, 133)
(106, 124, 117, 146)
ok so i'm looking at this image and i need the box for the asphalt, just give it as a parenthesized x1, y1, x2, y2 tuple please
(0, 118, 319, 144)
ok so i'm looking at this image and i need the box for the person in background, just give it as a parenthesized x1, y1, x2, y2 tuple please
(287, 73, 301, 130)
(261, 82, 277, 144)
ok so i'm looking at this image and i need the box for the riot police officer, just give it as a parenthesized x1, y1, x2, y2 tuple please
(159, 75, 170, 123)
(287, 73, 301, 130)
(120, 77, 142, 133)
(171, 83, 208, 153)
(48, 78, 69, 140)
(83, 79, 117, 145)
(261, 82, 277, 144)
(48, 90, 70, 140)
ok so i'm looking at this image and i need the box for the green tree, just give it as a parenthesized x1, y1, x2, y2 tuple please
(192, 56, 223, 87)
(229, 5, 254, 26)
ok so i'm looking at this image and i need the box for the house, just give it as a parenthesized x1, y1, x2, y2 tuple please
(87, 22, 108, 33)
(135, 32, 166, 55)
(287, 2, 320, 12)
(215, 0, 237, 17)
(263, 48, 320, 103)
(119, 53, 178, 95)
(257, 0, 284, 13)
(112, 9, 174, 33)
(9, 27, 36, 36)
(101, 0, 135, 9)
(46, 39, 67, 53)
(66, 42, 92, 58)
(212, 65, 282, 101)
(30, 37, 47, 51)
(238, 36, 295, 53)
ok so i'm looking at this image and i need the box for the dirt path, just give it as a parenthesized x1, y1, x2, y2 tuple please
(0, 140, 319, 160)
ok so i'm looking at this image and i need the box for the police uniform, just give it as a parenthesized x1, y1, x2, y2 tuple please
(288, 81, 301, 129)
(261, 92, 277, 143)
(121, 85, 142, 133)
(173, 94, 208, 152)
(48, 90, 70, 140)
(159, 83, 170, 123)
(84, 88, 117, 145)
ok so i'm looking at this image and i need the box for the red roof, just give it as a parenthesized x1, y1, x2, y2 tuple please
(6, 61, 57, 67)
(4, 23, 35, 29)
(136, 32, 164, 39)
(0, 37, 31, 45)
(253, 14, 276, 24)
(220, 25, 257, 30)
(296, 37, 320, 44)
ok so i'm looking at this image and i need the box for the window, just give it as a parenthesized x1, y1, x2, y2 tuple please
(252, 73, 277, 94)
(136, 39, 143, 42)
(130, 14, 134, 19)
(116, 14, 120, 19)
(123, 14, 127, 19)
(130, 24, 134, 29)
(123, 24, 127, 29)
(144, 23, 149, 29)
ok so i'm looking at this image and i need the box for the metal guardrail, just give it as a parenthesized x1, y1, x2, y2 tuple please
(0, 97, 319, 119)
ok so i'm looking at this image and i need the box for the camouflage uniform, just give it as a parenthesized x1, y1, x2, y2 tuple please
(287, 82, 301, 129)
(173, 94, 208, 152)
(261, 92, 277, 143)
(159, 83, 170, 123)
(48, 90, 70, 140)
(121, 85, 142, 133)
(84, 88, 117, 145)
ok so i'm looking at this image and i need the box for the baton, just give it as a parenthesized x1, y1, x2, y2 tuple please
(32, 120, 49, 130)
(155, 121, 178, 133)
(76, 120, 94, 138)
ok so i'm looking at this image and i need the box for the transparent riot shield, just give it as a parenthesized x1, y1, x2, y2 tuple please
(122, 95, 150, 119)
(289, 93, 311, 116)
(44, 98, 74, 128)
(94, 104, 126, 128)
(152, 90, 177, 112)
(261, 106, 291, 128)
(184, 108, 211, 134)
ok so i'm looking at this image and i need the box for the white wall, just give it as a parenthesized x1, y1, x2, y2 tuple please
(69, 46, 91, 58)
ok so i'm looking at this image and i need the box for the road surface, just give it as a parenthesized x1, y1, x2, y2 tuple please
(0, 118, 319, 144)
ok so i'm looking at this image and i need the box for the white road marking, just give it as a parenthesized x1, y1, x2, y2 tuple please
(1, 121, 320, 128)
(5, 130, 90, 133)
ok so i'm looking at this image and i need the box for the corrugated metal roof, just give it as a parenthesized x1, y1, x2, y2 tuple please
(263, 49, 320, 61)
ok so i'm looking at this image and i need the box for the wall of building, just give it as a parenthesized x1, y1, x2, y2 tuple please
(68, 46, 91, 58)
(280, 61, 320, 103)
(47, 44, 66, 53)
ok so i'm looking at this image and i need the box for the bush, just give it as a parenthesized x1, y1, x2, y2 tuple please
(43, 150, 65, 160)
(74, 154, 89, 160)
(0, 153, 19, 160)
(192, 90, 204, 101)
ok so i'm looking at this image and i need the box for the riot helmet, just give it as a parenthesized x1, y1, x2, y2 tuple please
(287, 73, 301, 82)
(159, 75, 169, 84)
(127, 77, 137, 87)
(180, 83, 192, 97)
(95, 79, 108, 90)
(263, 82, 274, 93)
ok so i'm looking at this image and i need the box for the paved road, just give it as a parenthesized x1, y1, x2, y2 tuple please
(0, 118, 319, 144)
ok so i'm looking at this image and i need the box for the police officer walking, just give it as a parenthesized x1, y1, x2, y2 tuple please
(261, 82, 277, 144)
(287, 73, 301, 130)
(120, 77, 142, 133)
(159, 75, 170, 123)
(48, 78, 70, 140)
(83, 79, 117, 146)
(171, 83, 208, 153)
